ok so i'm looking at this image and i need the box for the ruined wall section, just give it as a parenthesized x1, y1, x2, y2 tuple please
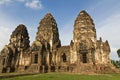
(96, 38, 111, 64)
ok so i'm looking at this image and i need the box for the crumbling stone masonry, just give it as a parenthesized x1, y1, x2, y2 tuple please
(0, 10, 117, 74)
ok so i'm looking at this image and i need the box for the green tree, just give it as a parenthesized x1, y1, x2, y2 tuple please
(117, 49, 120, 58)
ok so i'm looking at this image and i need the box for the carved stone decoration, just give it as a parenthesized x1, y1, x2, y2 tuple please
(10, 24, 30, 51)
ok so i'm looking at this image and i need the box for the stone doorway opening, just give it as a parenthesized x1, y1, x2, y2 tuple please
(82, 53, 87, 63)
(34, 54, 38, 63)
(61, 53, 67, 62)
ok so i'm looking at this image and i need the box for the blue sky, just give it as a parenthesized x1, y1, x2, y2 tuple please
(0, 0, 120, 60)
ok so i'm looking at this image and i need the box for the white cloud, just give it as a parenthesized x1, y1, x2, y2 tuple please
(0, 0, 43, 10)
(0, 0, 12, 5)
(25, 0, 43, 10)
(96, 13, 120, 60)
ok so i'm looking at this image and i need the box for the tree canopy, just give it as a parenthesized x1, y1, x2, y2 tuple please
(117, 49, 120, 58)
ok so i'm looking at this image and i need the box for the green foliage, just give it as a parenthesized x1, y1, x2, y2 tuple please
(111, 60, 120, 68)
(117, 49, 120, 58)
(0, 73, 120, 80)
(111, 48, 120, 68)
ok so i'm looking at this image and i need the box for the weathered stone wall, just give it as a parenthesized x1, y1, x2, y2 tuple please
(57, 46, 70, 66)
(95, 38, 111, 64)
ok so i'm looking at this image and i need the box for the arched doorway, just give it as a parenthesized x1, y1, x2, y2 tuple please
(61, 53, 67, 62)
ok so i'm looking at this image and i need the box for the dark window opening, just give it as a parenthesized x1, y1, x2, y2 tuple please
(2, 58, 5, 65)
(25, 66, 29, 70)
(8, 54, 12, 65)
(82, 54, 87, 63)
(62, 53, 67, 62)
(34, 54, 38, 63)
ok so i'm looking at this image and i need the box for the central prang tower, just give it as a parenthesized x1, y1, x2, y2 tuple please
(31, 13, 61, 67)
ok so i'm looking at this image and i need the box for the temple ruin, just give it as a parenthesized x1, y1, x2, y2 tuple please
(0, 10, 116, 74)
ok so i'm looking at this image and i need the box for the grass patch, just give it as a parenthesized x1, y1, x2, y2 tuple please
(0, 73, 120, 80)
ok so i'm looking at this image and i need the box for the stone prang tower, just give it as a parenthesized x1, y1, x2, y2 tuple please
(29, 13, 61, 72)
(70, 10, 96, 64)
(0, 24, 30, 72)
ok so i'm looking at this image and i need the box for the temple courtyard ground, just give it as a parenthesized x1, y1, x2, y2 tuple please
(0, 73, 120, 80)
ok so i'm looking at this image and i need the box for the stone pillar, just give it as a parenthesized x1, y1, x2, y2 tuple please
(88, 51, 93, 64)
(19, 50, 23, 66)
(56, 53, 58, 65)
(77, 53, 80, 64)
(47, 52, 49, 65)
(52, 53, 55, 65)
(42, 66, 45, 73)
(6, 67, 10, 73)
(38, 52, 41, 65)
(55, 66, 58, 72)
(48, 66, 51, 72)
(31, 52, 33, 64)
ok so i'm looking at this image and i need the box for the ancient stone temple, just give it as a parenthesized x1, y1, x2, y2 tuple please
(0, 10, 116, 74)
